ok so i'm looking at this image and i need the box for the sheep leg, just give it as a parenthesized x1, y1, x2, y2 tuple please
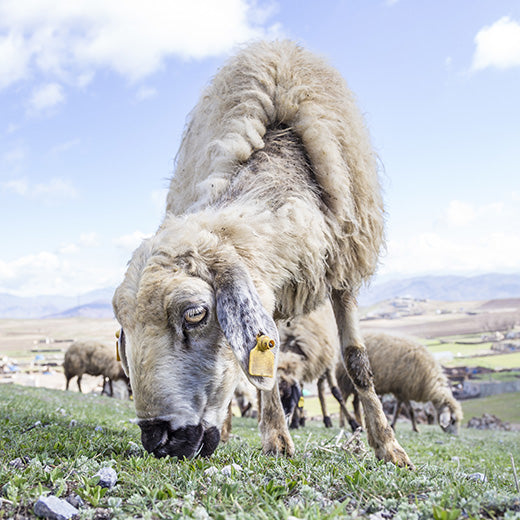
(77, 375, 83, 393)
(325, 369, 360, 432)
(407, 401, 420, 433)
(317, 375, 332, 427)
(352, 393, 363, 427)
(258, 383, 295, 456)
(391, 400, 402, 430)
(289, 402, 302, 429)
(65, 377, 70, 391)
(221, 402, 233, 443)
(331, 290, 413, 468)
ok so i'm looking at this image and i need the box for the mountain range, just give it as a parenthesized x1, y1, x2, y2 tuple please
(0, 273, 519, 319)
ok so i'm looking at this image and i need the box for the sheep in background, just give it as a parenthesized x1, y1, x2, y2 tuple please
(234, 373, 258, 418)
(113, 40, 411, 466)
(336, 332, 463, 434)
(277, 302, 360, 431)
(64, 340, 129, 397)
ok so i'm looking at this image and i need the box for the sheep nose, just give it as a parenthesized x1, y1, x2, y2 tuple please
(139, 419, 170, 454)
(137, 420, 220, 459)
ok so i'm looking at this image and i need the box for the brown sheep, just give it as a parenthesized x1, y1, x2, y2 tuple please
(63, 340, 129, 396)
(113, 40, 411, 466)
(337, 332, 463, 434)
(277, 302, 360, 431)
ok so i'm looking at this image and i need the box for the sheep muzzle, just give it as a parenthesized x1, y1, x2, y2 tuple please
(138, 420, 220, 459)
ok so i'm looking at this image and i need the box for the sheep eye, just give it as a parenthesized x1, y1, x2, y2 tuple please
(184, 306, 207, 326)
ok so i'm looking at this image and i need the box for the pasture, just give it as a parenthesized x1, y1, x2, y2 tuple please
(1, 384, 520, 519)
(1, 300, 519, 518)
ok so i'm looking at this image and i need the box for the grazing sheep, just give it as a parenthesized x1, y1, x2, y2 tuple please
(234, 373, 258, 418)
(277, 302, 360, 431)
(112, 40, 411, 466)
(337, 332, 463, 434)
(63, 340, 129, 396)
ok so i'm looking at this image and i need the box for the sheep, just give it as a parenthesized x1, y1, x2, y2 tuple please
(234, 373, 258, 418)
(63, 340, 129, 396)
(112, 40, 411, 466)
(336, 332, 463, 434)
(277, 301, 360, 431)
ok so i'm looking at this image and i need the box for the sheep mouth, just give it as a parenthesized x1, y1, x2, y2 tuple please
(139, 421, 220, 459)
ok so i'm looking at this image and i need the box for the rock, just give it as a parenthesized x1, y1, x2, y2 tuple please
(221, 464, 242, 476)
(94, 467, 117, 489)
(65, 494, 84, 509)
(9, 456, 30, 469)
(467, 413, 511, 431)
(33, 495, 78, 520)
(467, 472, 487, 483)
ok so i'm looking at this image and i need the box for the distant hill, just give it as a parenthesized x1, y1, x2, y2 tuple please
(45, 302, 115, 319)
(0, 288, 116, 319)
(1, 273, 519, 318)
(358, 273, 520, 307)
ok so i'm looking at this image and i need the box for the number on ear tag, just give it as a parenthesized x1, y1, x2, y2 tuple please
(249, 333, 275, 377)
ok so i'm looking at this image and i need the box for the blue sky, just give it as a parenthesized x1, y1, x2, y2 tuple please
(1, 0, 519, 297)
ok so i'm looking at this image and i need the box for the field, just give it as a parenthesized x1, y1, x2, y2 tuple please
(1, 384, 520, 519)
(1, 298, 520, 518)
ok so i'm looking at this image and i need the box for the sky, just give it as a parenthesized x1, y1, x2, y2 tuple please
(1, 0, 519, 298)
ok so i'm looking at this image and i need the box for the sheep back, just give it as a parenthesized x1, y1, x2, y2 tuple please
(166, 40, 384, 293)
(278, 299, 340, 383)
(64, 340, 124, 381)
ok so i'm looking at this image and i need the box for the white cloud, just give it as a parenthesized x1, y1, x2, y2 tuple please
(2, 178, 28, 195)
(472, 16, 520, 71)
(27, 82, 65, 113)
(59, 243, 79, 255)
(0, 30, 30, 88)
(136, 86, 158, 101)
(381, 230, 520, 277)
(79, 232, 100, 247)
(0, 0, 282, 90)
(32, 177, 77, 200)
(382, 196, 520, 277)
(2, 143, 25, 165)
(49, 138, 80, 155)
(444, 200, 476, 227)
(2, 176, 78, 202)
(0, 249, 121, 296)
(113, 230, 151, 251)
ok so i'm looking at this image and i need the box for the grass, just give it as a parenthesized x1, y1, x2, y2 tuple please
(460, 393, 520, 425)
(446, 352, 520, 370)
(1, 385, 520, 519)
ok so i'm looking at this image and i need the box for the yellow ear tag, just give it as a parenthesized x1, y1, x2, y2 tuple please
(298, 396, 304, 407)
(249, 333, 275, 377)
(115, 329, 121, 362)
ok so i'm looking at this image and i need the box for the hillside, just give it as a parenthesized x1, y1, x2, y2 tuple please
(358, 273, 520, 306)
(1, 273, 519, 319)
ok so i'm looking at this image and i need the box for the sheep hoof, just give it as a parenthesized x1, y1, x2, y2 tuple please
(323, 416, 333, 428)
(262, 432, 295, 457)
(375, 440, 415, 470)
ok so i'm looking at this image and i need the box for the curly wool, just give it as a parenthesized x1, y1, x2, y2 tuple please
(164, 40, 384, 310)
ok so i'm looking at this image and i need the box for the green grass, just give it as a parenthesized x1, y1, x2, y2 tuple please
(1, 385, 520, 519)
(461, 393, 520, 425)
(445, 352, 520, 370)
(425, 342, 493, 357)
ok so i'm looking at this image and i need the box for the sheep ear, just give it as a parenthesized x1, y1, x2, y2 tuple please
(215, 263, 278, 391)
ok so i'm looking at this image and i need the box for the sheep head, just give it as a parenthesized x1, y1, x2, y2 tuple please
(276, 352, 305, 420)
(437, 401, 463, 435)
(112, 233, 279, 459)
